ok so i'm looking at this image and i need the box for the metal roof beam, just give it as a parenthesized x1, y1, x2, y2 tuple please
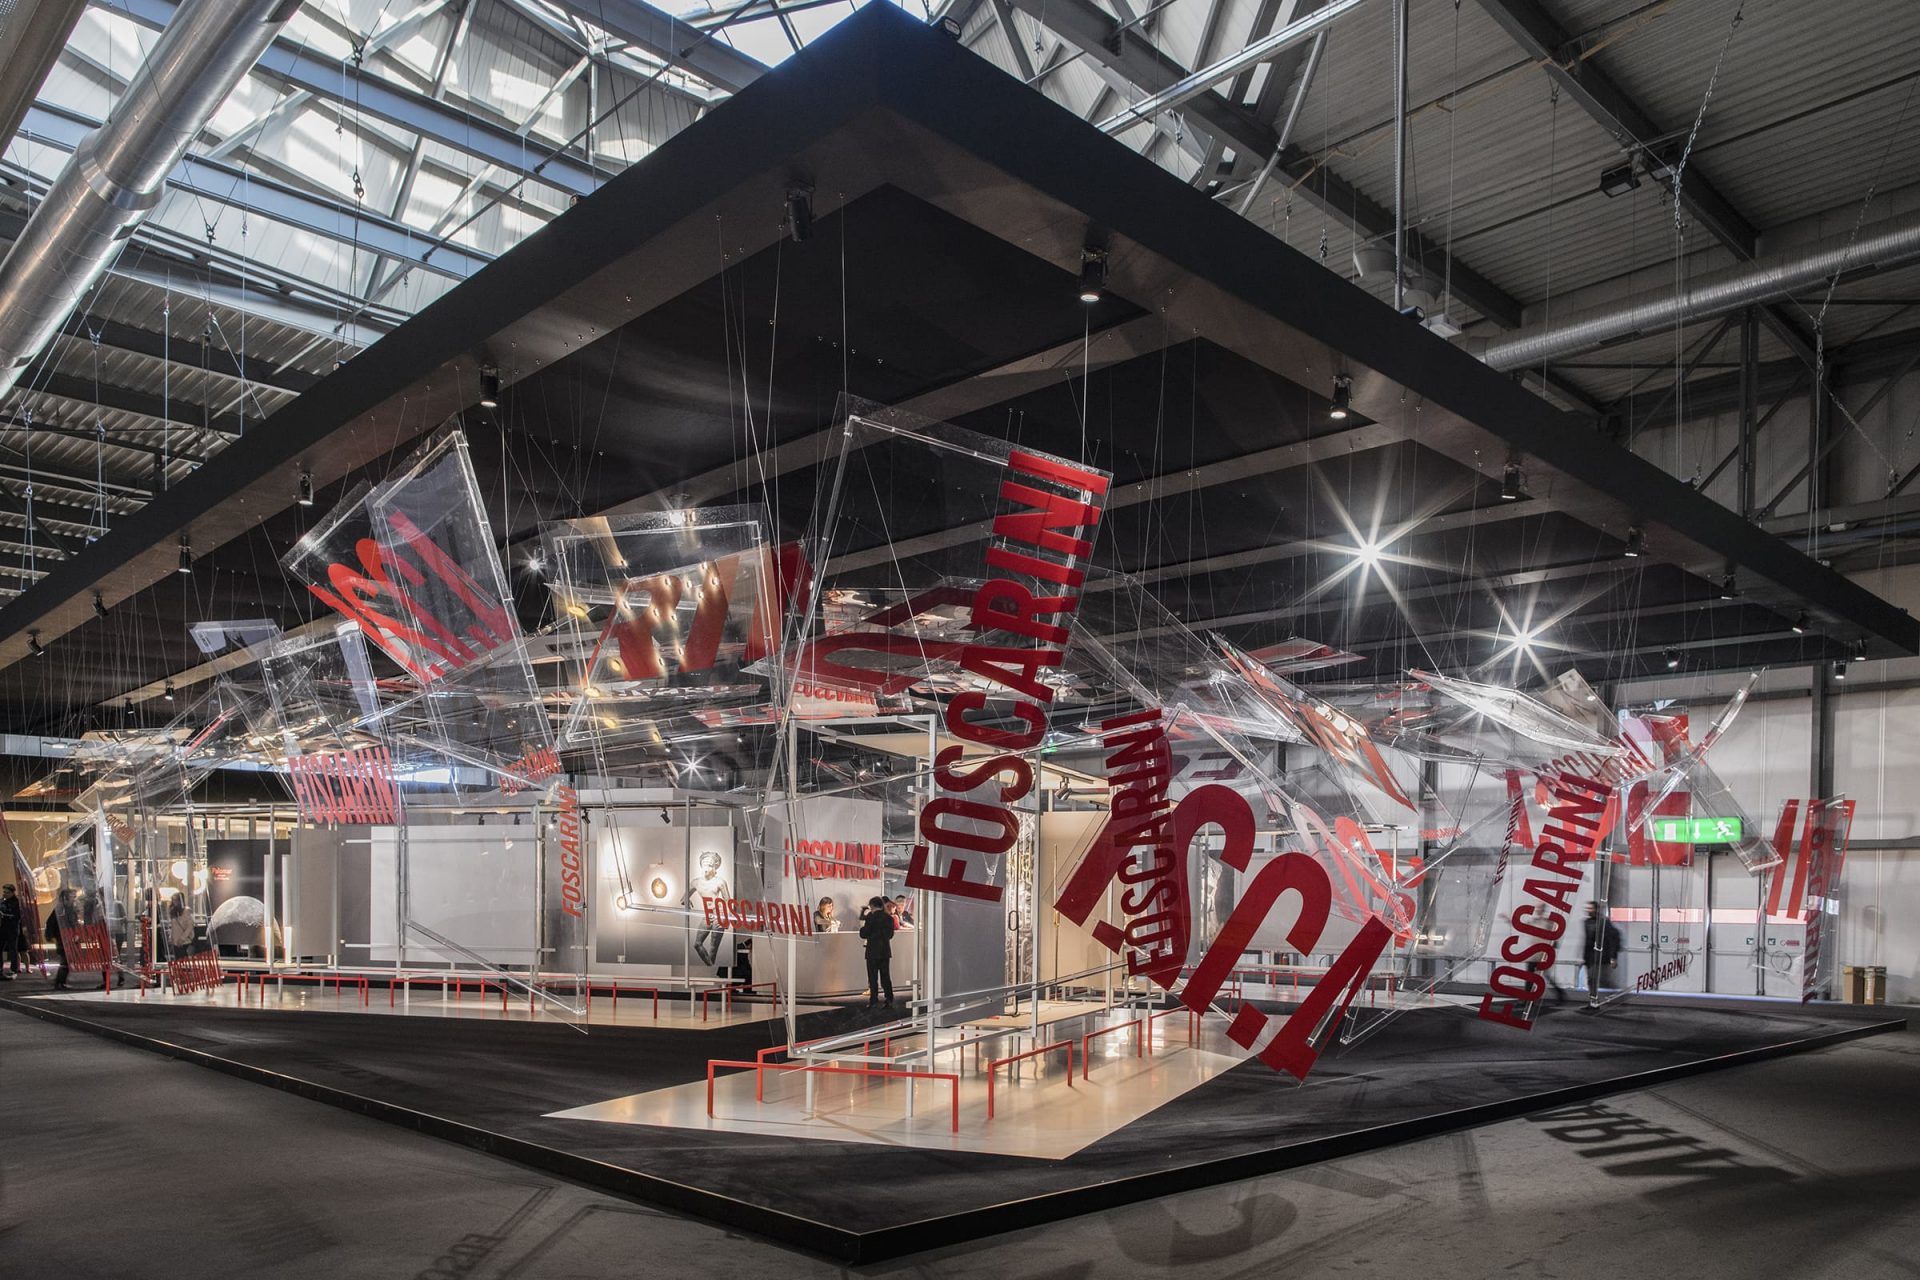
(52, 315, 319, 397)
(1474, 0, 1819, 359)
(1004, 0, 1524, 328)
(529, 0, 767, 95)
(116, 0, 609, 198)
(17, 102, 490, 281)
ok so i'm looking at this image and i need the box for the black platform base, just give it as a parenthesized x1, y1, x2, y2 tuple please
(7, 993, 1902, 1262)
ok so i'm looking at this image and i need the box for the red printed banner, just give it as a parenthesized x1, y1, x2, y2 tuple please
(288, 745, 400, 825)
(167, 949, 224, 995)
(906, 449, 1113, 905)
(1478, 772, 1614, 1031)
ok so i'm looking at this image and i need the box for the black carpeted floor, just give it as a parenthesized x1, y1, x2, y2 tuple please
(3, 990, 1900, 1262)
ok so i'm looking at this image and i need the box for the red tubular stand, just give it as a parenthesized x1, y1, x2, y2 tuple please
(1081, 1017, 1147, 1079)
(707, 1059, 960, 1133)
(986, 1040, 1074, 1119)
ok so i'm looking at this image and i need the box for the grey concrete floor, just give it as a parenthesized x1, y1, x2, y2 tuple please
(4, 1003, 1918, 1279)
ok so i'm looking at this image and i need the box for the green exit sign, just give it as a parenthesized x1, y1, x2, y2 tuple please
(1651, 816, 1743, 844)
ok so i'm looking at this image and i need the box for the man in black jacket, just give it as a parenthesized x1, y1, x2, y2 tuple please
(859, 896, 895, 1008)
(47, 887, 73, 989)
(1582, 901, 1623, 993)
(0, 884, 22, 978)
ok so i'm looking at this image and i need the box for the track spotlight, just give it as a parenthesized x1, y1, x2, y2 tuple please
(123, 700, 132, 716)
(177, 540, 192, 575)
(1790, 612, 1807, 634)
(1622, 526, 1644, 558)
(93, 593, 108, 619)
(479, 366, 501, 409)
(1663, 648, 1681, 670)
(935, 12, 962, 37)
(1598, 164, 1641, 198)
(1077, 249, 1107, 304)
(28, 632, 43, 658)
(785, 185, 814, 243)
(1500, 462, 1523, 502)
(297, 470, 314, 507)
(1329, 375, 1352, 421)
(1833, 659, 1848, 681)
(163, 681, 175, 701)
(1853, 639, 1868, 663)
(1718, 573, 1737, 601)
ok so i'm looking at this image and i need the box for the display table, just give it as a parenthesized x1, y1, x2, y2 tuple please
(762, 928, 919, 998)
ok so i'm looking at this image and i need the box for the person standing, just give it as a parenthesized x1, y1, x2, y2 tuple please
(47, 887, 74, 990)
(166, 894, 194, 960)
(0, 884, 23, 978)
(1582, 901, 1622, 993)
(812, 897, 838, 934)
(859, 895, 895, 1008)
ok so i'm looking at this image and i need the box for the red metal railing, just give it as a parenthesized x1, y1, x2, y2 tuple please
(1081, 1017, 1147, 1079)
(706, 1059, 960, 1133)
(581, 981, 660, 1019)
(985, 1040, 1074, 1119)
(236, 970, 370, 1005)
(388, 973, 508, 1012)
(754, 1033, 894, 1101)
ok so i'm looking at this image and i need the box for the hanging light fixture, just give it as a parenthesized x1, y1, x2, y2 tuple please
(785, 185, 814, 243)
(296, 470, 314, 507)
(1076, 248, 1107, 304)
(1622, 526, 1645, 558)
(1663, 648, 1681, 670)
(163, 682, 176, 701)
(1791, 612, 1808, 634)
(1500, 461, 1523, 501)
(1719, 573, 1737, 600)
(177, 539, 192, 574)
(1833, 659, 1848, 681)
(93, 593, 108, 619)
(1853, 640, 1868, 663)
(478, 366, 501, 409)
(27, 632, 42, 657)
(1329, 375, 1352, 421)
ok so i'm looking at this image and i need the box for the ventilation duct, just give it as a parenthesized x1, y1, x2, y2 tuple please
(0, 0, 300, 403)
(1468, 208, 1920, 372)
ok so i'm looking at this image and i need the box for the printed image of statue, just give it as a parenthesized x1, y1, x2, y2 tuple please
(684, 849, 730, 967)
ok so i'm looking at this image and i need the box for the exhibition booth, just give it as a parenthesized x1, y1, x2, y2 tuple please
(2, 8, 1904, 1263)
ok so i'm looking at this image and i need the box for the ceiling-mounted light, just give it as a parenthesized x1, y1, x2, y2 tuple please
(296, 470, 314, 507)
(1622, 526, 1644, 558)
(1329, 375, 1352, 421)
(659, 807, 672, 825)
(1598, 164, 1641, 198)
(479, 366, 501, 409)
(1663, 648, 1681, 670)
(177, 539, 192, 574)
(785, 184, 814, 243)
(163, 682, 175, 701)
(1077, 248, 1107, 304)
(1791, 612, 1808, 634)
(93, 593, 108, 619)
(1853, 640, 1868, 663)
(1500, 462, 1523, 502)
(1719, 573, 1737, 601)
(1833, 659, 1848, 681)
(123, 700, 132, 716)
(28, 632, 43, 658)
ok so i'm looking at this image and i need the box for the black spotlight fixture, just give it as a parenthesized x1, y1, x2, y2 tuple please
(1076, 248, 1107, 304)
(1718, 573, 1737, 600)
(28, 631, 43, 658)
(177, 539, 192, 574)
(785, 184, 814, 243)
(93, 593, 108, 619)
(163, 681, 176, 701)
(935, 12, 962, 37)
(1622, 526, 1644, 558)
(478, 366, 501, 409)
(1833, 659, 1848, 681)
(1598, 163, 1641, 198)
(1853, 639, 1868, 663)
(1663, 647, 1681, 670)
(1791, 612, 1808, 634)
(1500, 461, 1523, 501)
(297, 469, 314, 507)
(1329, 375, 1352, 421)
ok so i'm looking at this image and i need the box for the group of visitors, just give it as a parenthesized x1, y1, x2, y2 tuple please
(805, 893, 915, 1008)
